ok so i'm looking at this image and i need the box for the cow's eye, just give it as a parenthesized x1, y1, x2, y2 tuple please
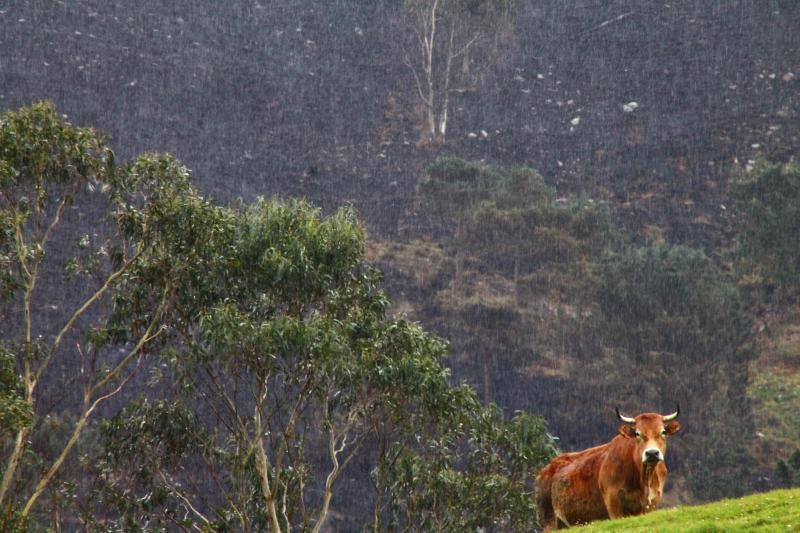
(661, 429, 667, 437)
(635, 430, 642, 438)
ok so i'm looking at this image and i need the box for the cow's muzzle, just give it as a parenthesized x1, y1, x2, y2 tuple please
(643, 449, 663, 463)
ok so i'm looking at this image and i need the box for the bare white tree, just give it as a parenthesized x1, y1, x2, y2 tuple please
(403, 0, 514, 145)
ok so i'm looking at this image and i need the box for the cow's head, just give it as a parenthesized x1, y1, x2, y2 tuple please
(616, 406, 681, 465)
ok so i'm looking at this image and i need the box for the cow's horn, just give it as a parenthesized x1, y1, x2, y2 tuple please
(663, 404, 680, 422)
(616, 407, 635, 424)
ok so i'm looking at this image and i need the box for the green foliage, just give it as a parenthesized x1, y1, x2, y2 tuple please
(0, 344, 31, 437)
(410, 158, 760, 504)
(732, 160, 800, 298)
(378, 401, 557, 531)
(418, 158, 503, 225)
(420, 157, 615, 275)
(0, 208, 18, 302)
(420, 158, 552, 219)
(101, 399, 203, 476)
(83, 400, 210, 530)
(1, 101, 120, 518)
(0, 100, 111, 193)
(412, 158, 617, 405)
(0, 102, 219, 523)
(593, 245, 749, 363)
(465, 198, 613, 275)
(493, 166, 553, 210)
(107, 196, 376, 523)
(0, 101, 111, 304)
(97, 192, 555, 531)
(1, 104, 558, 530)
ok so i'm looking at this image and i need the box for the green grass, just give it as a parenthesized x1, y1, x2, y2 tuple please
(575, 488, 800, 532)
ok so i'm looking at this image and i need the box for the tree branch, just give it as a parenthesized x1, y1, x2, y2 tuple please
(403, 55, 432, 106)
(41, 180, 82, 251)
(450, 33, 479, 60)
(21, 355, 142, 517)
(159, 472, 211, 529)
(20, 282, 169, 518)
(206, 366, 250, 440)
(253, 381, 283, 533)
(34, 246, 146, 388)
(311, 396, 370, 533)
(0, 427, 29, 507)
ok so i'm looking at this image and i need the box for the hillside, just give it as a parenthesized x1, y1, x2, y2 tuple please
(576, 488, 800, 532)
(2, 2, 799, 241)
(2, 0, 800, 527)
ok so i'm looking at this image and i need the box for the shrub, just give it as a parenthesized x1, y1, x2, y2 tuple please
(732, 160, 800, 300)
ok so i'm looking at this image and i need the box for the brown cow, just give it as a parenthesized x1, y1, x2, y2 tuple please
(535, 407, 682, 530)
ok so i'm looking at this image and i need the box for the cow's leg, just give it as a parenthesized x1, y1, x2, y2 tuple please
(554, 510, 571, 529)
(602, 489, 624, 519)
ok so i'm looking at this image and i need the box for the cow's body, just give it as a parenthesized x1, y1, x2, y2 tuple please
(535, 410, 681, 530)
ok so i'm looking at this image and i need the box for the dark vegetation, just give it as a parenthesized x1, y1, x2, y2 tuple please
(2, 0, 800, 529)
(775, 450, 800, 489)
(377, 158, 755, 503)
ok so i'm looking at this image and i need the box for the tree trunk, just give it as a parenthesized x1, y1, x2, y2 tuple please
(252, 382, 283, 533)
(0, 426, 29, 507)
(425, 1, 438, 142)
(437, 16, 457, 142)
(254, 426, 283, 532)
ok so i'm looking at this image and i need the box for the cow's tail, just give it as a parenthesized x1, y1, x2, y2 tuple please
(534, 465, 556, 531)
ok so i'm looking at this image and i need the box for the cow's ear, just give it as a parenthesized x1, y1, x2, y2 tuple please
(618, 424, 636, 438)
(665, 420, 682, 435)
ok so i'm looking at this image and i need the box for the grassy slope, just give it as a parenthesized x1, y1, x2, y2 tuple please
(575, 488, 800, 532)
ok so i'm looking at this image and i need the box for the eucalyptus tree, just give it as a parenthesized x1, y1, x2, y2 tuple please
(2, 103, 557, 529)
(91, 196, 557, 531)
(0, 102, 199, 525)
(403, 0, 517, 144)
(88, 195, 416, 530)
